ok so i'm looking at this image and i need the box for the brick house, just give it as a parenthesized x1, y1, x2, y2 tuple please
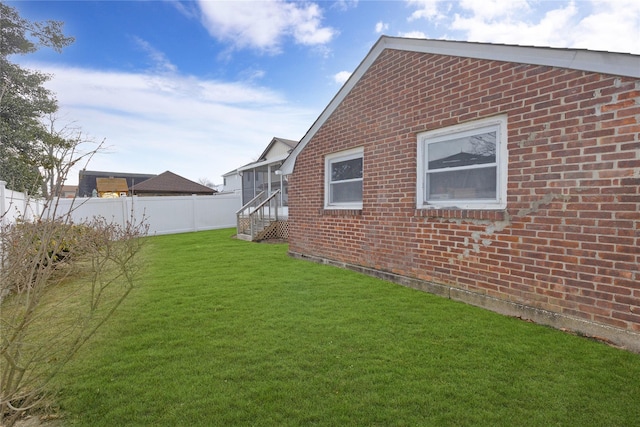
(280, 37, 640, 352)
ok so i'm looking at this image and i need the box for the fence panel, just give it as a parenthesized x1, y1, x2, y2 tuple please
(134, 196, 194, 235)
(193, 194, 241, 232)
(53, 193, 241, 235)
(0, 181, 44, 226)
(54, 197, 131, 228)
(2, 181, 241, 235)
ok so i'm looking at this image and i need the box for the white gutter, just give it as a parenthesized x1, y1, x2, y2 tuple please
(237, 153, 289, 173)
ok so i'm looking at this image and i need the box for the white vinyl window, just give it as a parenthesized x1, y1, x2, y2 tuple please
(417, 116, 507, 210)
(325, 147, 363, 209)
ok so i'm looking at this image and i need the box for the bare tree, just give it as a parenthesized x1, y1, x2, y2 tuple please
(0, 133, 147, 426)
(0, 8, 146, 424)
(38, 114, 105, 199)
(198, 177, 216, 189)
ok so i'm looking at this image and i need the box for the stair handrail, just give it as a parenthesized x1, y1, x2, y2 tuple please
(250, 190, 280, 240)
(236, 190, 266, 216)
(252, 189, 280, 215)
(236, 191, 266, 237)
(236, 189, 281, 239)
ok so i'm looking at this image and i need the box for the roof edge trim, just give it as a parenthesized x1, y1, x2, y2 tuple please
(382, 36, 640, 79)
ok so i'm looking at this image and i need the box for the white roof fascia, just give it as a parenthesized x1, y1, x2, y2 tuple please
(255, 137, 298, 162)
(280, 38, 387, 175)
(383, 37, 640, 79)
(237, 153, 289, 172)
(279, 36, 640, 175)
(256, 137, 280, 163)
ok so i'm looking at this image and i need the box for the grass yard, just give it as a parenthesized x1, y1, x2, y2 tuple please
(54, 228, 640, 426)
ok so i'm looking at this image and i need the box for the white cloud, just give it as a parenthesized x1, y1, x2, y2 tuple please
(289, 3, 336, 45)
(399, 30, 428, 39)
(169, 1, 200, 20)
(31, 63, 315, 185)
(133, 37, 178, 74)
(334, 70, 352, 84)
(375, 21, 389, 33)
(568, 0, 640, 53)
(405, 0, 640, 54)
(407, 0, 447, 21)
(457, 0, 531, 20)
(451, 1, 580, 48)
(332, 0, 359, 12)
(197, 0, 336, 53)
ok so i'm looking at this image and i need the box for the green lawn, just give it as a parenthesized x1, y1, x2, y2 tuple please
(56, 228, 640, 426)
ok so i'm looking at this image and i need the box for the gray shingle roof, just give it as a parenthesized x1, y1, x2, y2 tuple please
(130, 171, 215, 194)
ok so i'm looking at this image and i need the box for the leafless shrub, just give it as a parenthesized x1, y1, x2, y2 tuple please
(0, 211, 148, 426)
(0, 117, 147, 425)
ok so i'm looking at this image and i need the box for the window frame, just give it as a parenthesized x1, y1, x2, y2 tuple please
(416, 115, 508, 210)
(324, 147, 364, 210)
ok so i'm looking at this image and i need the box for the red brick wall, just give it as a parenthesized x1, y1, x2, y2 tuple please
(288, 49, 640, 337)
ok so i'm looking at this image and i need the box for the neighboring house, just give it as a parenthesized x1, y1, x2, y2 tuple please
(130, 171, 216, 196)
(232, 137, 298, 241)
(96, 178, 129, 198)
(78, 170, 156, 197)
(221, 169, 242, 194)
(56, 185, 77, 198)
(236, 137, 298, 207)
(280, 36, 640, 351)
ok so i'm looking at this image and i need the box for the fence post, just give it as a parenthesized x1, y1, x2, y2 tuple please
(191, 194, 197, 232)
(129, 196, 136, 228)
(121, 196, 128, 229)
(0, 181, 6, 227)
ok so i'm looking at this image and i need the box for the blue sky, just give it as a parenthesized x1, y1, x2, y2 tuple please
(9, 0, 640, 187)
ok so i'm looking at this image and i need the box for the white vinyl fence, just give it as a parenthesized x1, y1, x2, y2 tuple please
(0, 181, 45, 227)
(1, 181, 242, 235)
(54, 193, 241, 235)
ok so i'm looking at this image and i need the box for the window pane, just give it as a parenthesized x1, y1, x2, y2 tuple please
(242, 171, 254, 205)
(256, 169, 268, 192)
(427, 167, 497, 200)
(331, 157, 363, 182)
(428, 131, 496, 170)
(330, 181, 362, 203)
